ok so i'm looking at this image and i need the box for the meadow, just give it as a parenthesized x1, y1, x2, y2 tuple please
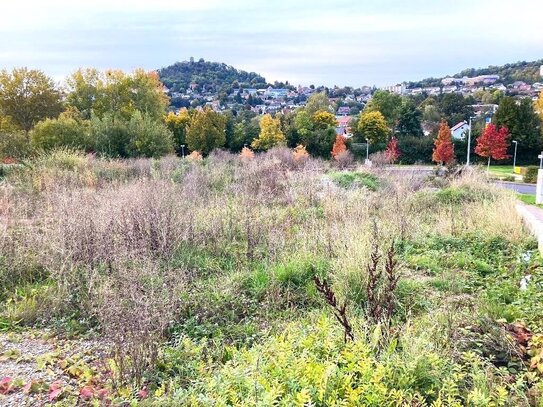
(0, 149, 542, 406)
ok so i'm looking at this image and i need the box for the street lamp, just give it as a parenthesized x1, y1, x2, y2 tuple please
(512, 140, 518, 170)
(181, 144, 186, 159)
(466, 116, 476, 166)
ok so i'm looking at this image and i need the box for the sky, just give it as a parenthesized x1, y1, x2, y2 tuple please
(1, 0, 543, 87)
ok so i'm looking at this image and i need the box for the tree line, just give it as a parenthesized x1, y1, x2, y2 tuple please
(1, 67, 542, 164)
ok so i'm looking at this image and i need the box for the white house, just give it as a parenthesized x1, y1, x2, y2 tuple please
(451, 121, 469, 140)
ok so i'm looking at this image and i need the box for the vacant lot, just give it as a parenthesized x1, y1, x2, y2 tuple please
(0, 149, 542, 406)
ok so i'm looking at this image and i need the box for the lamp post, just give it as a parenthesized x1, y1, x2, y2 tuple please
(181, 144, 185, 159)
(512, 140, 518, 170)
(466, 116, 476, 166)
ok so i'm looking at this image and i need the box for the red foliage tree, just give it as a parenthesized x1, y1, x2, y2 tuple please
(331, 135, 347, 159)
(475, 124, 510, 170)
(432, 120, 455, 165)
(385, 137, 401, 163)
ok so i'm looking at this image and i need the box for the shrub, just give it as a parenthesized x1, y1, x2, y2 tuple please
(329, 171, 379, 190)
(31, 113, 91, 152)
(524, 166, 539, 183)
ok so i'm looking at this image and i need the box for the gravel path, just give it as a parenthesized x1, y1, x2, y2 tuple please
(0, 329, 108, 406)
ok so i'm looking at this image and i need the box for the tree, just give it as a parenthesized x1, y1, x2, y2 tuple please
(495, 96, 541, 156)
(364, 90, 402, 127)
(186, 108, 226, 154)
(536, 92, 543, 123)
(91, 112, 131, 157)
(66, 68, 169, 121)
(126, 111, 174, 158)
(304, 92, 331, 116)
(475, 124, 510, 170)
(396, 100, 423, 138)
(385, 137, 401, 163)
(251, 114, 285, 150)
(331, 135, 347, 159)
(31, 111, 90, 151)
(432, 120, 455, 165)
(165, 109, 191, 154)
(357, 111, 389, 144)
(312, 111, 337, 129)
(0, 68, 62, 133)
(436, 93, 475, 126)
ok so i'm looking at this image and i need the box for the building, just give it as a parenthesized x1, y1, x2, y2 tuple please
(381, 84, 406, 95)
(337, 106, 350, 116)
(451, 121, 469, 140)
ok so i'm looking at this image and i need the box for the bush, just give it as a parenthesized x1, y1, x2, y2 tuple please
(0, 131, 32, 160)
(524, 166, 539, 183)
(92, 111, 174, 158)
(31, 114, 90, 152)
(329, 171, 379, 190)
(397, 136, 434, 164)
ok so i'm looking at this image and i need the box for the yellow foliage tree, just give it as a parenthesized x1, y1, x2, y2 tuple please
(312, 111, 337, 129)
(251, 114, 285, 150)
(535, 92, 543, 122)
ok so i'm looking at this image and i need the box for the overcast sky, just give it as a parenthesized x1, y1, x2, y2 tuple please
(1, 0, 543, 87)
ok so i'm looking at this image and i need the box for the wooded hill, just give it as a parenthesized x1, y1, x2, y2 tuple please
(158, 58, 267, 94)
(407, 59, 543, 88)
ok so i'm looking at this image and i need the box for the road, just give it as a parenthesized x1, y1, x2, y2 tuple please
(495, 181, 536, 195)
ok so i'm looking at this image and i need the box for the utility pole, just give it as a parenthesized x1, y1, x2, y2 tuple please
(466, 116, 475, 166)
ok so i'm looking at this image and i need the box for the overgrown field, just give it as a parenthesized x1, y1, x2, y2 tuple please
(0, 149, 542, 406)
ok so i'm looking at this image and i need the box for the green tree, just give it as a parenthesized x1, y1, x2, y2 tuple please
(305, 92, 331, 116)
(357, 111, 389, 144)
(65, 68, 102, 120)
(364, 90, 402, 127)
(126, 111, 174, 158)
(0, 67, 63, 133)
(186, 108, 227, 154)
(31, 111, 90, 151)
(251, 114, 285, 150)
(437, 93, 474, 126)
(396, 100, 423, 138)
(91, 113, 131, 157)
(495, 96, 542, 151)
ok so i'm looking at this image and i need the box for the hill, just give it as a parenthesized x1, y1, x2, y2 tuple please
(407, 59, 543, 88)
(158, 58, 267, 94)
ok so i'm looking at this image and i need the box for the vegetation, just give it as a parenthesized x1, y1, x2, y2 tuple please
(158, 58, 267, 94)
(432, 120, 455, 165)
(408, 59, 543, 88)
(0, 149, 542, 405)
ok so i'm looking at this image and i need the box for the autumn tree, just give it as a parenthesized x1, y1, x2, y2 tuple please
(331, 135, 347, 159)
(312, 111, 337, 129)
(251, 114, 285, 150)
(165, 108, 191, 154)
(357, 111, 389, 144)
(0, 67, 63, 133)
(475, 123, 510, 171)
(186, 108, 226, 154)
(385, 137, 401, 163)
(65, 68, 169, 121)
(432, 120, 455, 165)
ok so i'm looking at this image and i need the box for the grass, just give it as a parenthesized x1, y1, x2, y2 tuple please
(1, 150, 542, 405)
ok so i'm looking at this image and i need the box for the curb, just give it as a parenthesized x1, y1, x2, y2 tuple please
(516, 203, 543, 255)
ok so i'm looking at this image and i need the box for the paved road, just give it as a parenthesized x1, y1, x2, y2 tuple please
(495, 181, 536, 195)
